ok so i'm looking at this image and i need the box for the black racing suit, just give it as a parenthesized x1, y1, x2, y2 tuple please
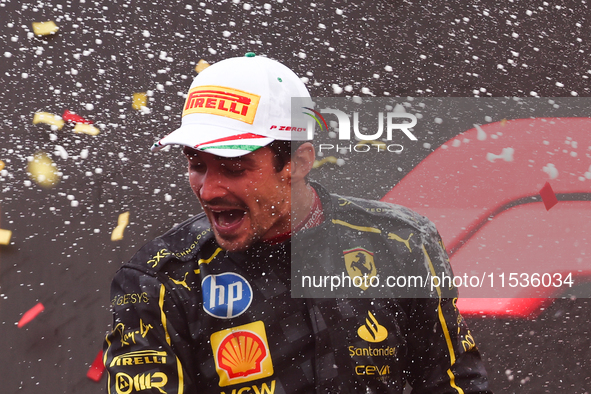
(104, 183, 491, 394)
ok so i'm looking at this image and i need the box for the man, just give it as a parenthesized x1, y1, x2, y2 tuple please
(104, 54, 491, 393)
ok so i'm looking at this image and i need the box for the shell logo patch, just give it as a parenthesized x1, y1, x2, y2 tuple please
(210, 321, 273, 387)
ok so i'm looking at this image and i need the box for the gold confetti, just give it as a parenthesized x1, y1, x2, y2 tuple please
(73, 123, 100, 136)
(33, 112, 65, 130)
(313, 156, 338, 169)
(111, 212, 130, 241)
(0, 229, 12, 245)
(0, 160, 5, 171)
(357, 140, 387, 149)
(28, 151, 59, 188)
(195, 59, 211, 73)
(500, 118, 508, 126)
(132, 93, 147, 110)
(32, 21, 59, 36)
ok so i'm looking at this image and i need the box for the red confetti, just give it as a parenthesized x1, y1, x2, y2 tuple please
(18, 302, 44, 328)
(539, 181, 558, 211)
(62, 110, 93, 124)
(87, 350, 105, 382)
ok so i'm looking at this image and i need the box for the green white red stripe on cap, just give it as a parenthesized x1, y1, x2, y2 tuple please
(195, 133, 274, 156)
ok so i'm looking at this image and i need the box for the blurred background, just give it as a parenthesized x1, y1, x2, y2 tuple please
(0, 0, 590, 392)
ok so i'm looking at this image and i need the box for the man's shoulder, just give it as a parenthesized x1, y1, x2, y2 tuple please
(329, 192, 434, 234)
(124, 213, 217, 273)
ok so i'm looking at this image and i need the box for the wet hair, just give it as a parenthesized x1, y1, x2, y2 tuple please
(267, 140, 311, 183)
(267, 140, 306, 172)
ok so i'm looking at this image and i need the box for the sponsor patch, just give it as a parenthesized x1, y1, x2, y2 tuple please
(115, 371, 168, 394)
(202, 273, 253, 319)
(210, 321, 274, 387)
(182, 85, 260, 124)
(343, 247, 377, 291)
(357, 311, 388, 343)
(109, 350, 167, 367)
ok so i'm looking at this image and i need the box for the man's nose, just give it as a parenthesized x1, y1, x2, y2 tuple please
(197, 170, 230, 202)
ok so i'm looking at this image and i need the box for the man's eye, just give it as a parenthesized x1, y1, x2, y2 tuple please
(188, 159, 206, 171)
(221, 163, 245, 174)
(225, 167, 245, 175)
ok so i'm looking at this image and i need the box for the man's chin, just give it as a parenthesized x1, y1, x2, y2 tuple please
(212, 232, 256, 252)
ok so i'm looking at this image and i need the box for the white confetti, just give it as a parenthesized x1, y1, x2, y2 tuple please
(474, 124, 486, 140)
(542, 163, 558, 179)
(486, 147, 514, 162)
(331, 84, 343, 94)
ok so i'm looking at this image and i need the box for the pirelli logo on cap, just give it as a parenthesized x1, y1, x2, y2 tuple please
(183, 85, 260, 124)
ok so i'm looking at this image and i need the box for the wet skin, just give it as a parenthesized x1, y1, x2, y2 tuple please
(184, 146, 293, 252)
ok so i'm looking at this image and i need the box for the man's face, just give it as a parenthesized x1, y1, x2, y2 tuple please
(184, 146, 292, 252)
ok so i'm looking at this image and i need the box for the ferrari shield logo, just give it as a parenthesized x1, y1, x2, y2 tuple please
(343, 247, 377, 291)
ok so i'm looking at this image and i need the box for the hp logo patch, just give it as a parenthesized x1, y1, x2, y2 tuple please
(202, 273, 253, 319)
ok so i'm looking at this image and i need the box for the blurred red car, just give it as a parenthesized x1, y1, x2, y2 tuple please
(382, 118, 591, 318)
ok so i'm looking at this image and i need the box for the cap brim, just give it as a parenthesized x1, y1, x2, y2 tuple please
(151, 125, 275, 158)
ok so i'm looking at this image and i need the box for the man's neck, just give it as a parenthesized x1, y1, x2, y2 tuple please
(293, 186, 324, 232)
(263, 185, 324, 245)
(291, 183, 316, 230)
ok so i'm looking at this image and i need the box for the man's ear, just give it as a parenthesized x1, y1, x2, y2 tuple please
(291, 142, 315, 182)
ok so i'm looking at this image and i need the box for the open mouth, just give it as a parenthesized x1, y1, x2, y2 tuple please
(211, 209, 247, 231)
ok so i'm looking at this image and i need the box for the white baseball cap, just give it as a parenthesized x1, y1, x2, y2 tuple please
(151, 53, 313, 157)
